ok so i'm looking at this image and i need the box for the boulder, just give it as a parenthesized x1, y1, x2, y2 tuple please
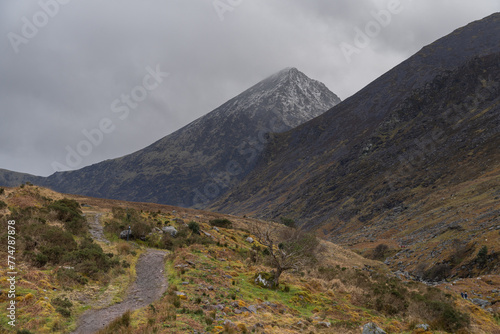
(175, 291, 187, 300)
(471, 298, 491, 308)
(362, 322, 386, 334)
(240, 305, 257, 314)
(416, 324, 430, 331)
(262, 301, 278, 308)
(247, 305, 257, 313)
(254, 272, 277, 289)
(317, 321, 331, 328)
(162, 226, 177, 237)
(120, 230, 132, 239)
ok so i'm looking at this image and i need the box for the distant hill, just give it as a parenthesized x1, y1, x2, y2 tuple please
(0, 169, 43, 188)
(0, 68, 340, 207)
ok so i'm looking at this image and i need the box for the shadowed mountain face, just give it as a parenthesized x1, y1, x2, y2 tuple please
(212, 14, 500, 233)
(0, 68, 340, 207)
(0, 169, 43, 188)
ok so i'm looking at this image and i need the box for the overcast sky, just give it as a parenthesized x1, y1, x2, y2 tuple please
(1, 0, 499, 176)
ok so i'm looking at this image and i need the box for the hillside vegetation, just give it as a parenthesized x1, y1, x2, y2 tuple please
(1, 186, 499, 333)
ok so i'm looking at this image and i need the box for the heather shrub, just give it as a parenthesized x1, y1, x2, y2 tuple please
(188, 221, 200, 234)
(47, 198, 86, 234)
(209, 218, 233, 229)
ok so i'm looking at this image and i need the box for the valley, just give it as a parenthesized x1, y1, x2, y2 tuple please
(0, 12, 500, 334)
(1, 185, 499, 333)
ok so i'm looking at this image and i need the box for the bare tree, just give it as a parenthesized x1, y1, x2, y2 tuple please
(252, 222, 319, 287)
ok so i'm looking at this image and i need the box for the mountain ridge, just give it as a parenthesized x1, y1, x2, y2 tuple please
(0, 68, 341, 208)
(209, 13, 500, 280)
(212, 13, 500, 219)
(209, 14, 500, 279)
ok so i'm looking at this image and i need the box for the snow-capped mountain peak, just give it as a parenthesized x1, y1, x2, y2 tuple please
(211, 68, 341, 127)
(31, 68, 341, 208)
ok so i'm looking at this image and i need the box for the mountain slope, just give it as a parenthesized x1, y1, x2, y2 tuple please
(1, 68, 340, 207)
(212, 13, 500, 272)
(0, 169, 43, 187)
(3, 185, 498, 333)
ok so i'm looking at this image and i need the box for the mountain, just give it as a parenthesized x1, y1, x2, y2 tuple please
(212, 14, 500, 275)
(0, 68, 340, 206)
(0, 169, 42, 187)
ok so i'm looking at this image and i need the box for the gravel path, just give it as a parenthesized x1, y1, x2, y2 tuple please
(70, 249, 168, 334)
(86, 213, 109, 244)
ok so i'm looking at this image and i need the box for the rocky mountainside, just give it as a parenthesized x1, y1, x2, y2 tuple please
(0, 68, 340, 207)
(212, 14, 500, 276)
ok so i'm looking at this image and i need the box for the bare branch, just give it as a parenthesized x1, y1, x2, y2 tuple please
(250, 220, 319, 286)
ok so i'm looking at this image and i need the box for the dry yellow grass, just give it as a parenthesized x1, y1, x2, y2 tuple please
(2, 185, 499, 333)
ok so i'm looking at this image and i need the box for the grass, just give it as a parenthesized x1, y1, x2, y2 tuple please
(0, 187, 148, 333)
(155, 222, 496, 333)
(2, 185, 499, 333)
(132, 226, 439, 333)
(96, 310, 131, 334)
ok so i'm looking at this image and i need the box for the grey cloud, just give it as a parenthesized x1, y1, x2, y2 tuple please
(0, 0, 498, 175)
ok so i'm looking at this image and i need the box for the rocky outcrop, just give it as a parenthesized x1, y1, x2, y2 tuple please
(362, 322, 386, 334)
(162, 226, 178, 237)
